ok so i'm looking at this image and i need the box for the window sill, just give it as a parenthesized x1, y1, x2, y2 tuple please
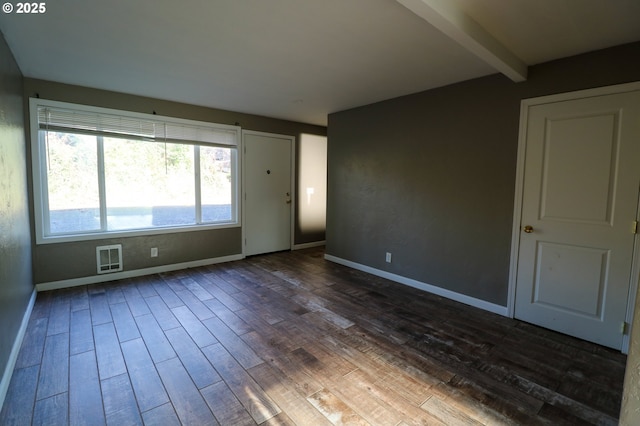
(35, 222, 241, 245)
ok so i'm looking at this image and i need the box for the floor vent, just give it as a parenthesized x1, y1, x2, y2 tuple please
(96, 244, 123, 274)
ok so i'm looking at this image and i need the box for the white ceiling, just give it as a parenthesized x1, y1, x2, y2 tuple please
(1, 0, 639, 126)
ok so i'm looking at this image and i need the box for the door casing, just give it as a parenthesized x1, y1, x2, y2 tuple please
(241, 130, 296, 256)
(507, 81, 640, 354)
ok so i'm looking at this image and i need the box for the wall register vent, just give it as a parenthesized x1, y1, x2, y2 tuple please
(96, 244, 123, 274)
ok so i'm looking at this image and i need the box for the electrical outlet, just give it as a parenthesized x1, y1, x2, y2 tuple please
(151, 247, 158, 257)
(385, 252, 392, 263)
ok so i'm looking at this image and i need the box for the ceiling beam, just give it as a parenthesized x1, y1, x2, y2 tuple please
(397, 0, 527, 82)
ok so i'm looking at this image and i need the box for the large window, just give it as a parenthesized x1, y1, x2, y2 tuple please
(31, 99, 240, 243)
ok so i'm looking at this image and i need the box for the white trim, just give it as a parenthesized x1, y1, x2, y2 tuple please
(35, 254, 244, 292)
(241, 130, 296, 256)
(290, 135, 296, 251)
(293, 240, 326, 250)
(622, 193, 640, 354)
(624, 242, 640, 354)
(35, 222, 241, 245)
(508, 81, 640, 351)
(506, 99, 531, 318)
(324, 254, 508, 317)
(517, 81, 640, 107)
(0, 288, 37, 410)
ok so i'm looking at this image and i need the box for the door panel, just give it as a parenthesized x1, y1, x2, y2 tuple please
(515, 90, 640, 350)
(244, 132, 292, 256)
(540, 113, 618, 224)
(533, 242, 608, 318)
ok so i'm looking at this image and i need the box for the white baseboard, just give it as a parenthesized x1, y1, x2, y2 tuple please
(36, 254, 245, 292)
(324, 254, 508, 317)
(293, 240, 326, 250)
(0, 288, 37, 411)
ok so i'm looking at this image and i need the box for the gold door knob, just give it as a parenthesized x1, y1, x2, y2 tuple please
(523, 225, 534, 233)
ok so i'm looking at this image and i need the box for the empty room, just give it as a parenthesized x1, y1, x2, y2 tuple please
(2, 1, 640, 424)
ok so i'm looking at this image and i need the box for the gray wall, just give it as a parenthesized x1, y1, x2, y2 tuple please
(0, 32, 33, 394)
(327, 42, 640, 306)
(23, 79, 326, 284)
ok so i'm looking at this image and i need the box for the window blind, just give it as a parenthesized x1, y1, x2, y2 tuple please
(37, 106, 238, 147)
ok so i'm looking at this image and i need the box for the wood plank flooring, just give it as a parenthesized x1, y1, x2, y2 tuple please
(0, 247, 627, 425)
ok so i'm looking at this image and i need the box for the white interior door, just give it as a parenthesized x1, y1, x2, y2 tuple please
(514, 89, 640, 350)
(243, 132, 293, 256)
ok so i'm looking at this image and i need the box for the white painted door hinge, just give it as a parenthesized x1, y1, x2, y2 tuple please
(621, 321, 629, 335)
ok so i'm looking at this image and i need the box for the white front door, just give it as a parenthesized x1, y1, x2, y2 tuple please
(514, 88, 640, 350)
(243, 131, 293, 256)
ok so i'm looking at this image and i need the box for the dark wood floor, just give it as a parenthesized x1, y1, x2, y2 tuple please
(0, 248, 627, 425)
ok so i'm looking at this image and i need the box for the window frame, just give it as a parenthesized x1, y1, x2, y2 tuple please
(30, 98, 242, 245)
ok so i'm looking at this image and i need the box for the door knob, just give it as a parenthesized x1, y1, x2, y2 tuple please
(523, 225, 534, 233)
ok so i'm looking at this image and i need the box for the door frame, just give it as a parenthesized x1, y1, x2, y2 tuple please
(241, 130, 296, 256)
(507, 81, 640, 353)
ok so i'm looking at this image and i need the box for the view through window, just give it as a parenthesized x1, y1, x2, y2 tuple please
(32, 99, 240, 242)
